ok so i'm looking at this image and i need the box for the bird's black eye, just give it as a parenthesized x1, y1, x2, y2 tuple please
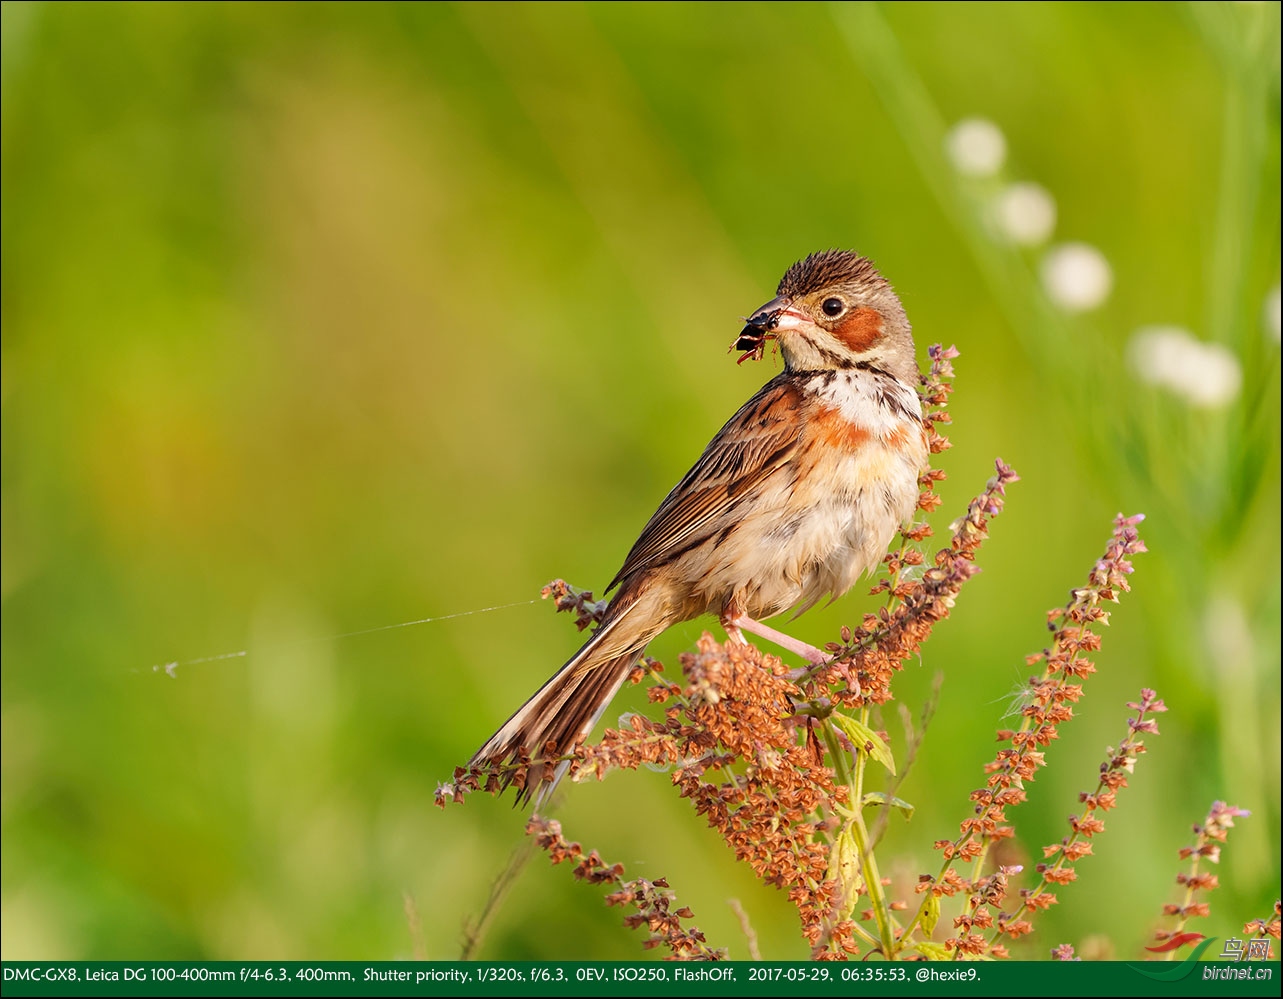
(821, 297, 844, 317)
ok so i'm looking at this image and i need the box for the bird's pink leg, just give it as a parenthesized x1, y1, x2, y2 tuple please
(723, 612, 829, 666)
(721, 613, 860, 694)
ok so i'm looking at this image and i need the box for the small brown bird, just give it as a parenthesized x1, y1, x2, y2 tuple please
(471, 250, 928, 803)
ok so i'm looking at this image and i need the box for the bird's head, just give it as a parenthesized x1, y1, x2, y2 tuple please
(735, 250, 916, 384)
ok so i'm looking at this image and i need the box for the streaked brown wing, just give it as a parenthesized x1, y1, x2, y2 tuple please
(607, 372, 804, 591)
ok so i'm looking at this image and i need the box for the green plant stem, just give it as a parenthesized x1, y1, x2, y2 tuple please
(460, 836, 536, 960)
(833, 704, 899, 958)
(850, 805, 897, 959)
(821, 715, 852, 788)
(818, 718, 888, 952)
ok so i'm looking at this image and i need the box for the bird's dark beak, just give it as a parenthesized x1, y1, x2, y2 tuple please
(745, 295, 791, 332)
(735, 295, 791, 352)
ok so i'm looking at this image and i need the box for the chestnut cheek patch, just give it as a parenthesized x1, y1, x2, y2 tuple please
(834, 307, 884, 353)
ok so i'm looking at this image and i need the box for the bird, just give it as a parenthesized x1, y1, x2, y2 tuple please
(470, 249, 929, 804)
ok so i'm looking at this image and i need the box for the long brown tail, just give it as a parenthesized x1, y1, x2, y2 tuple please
(469, 600, 660, 806)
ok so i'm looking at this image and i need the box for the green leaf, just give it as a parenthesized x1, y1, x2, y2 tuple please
(922, 891, 941, 938)
(831, 714, 897, 775)
(861, 791, 915, 821)
(915, 940, 950, 961)
(826, 826, 863, 918)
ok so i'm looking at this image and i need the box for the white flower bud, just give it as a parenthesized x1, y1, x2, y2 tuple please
(992, 182, 1057, 246)
(1040, 243, 1112, 312)
(945, 118, 1006, 177)
(1127, 325, 1242, 409)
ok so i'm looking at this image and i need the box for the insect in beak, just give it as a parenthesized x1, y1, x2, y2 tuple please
(730, 296, 789, 364)
(732, 321, 777, 364)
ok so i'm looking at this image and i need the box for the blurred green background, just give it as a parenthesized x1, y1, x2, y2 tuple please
(2, 1, 1278, 961)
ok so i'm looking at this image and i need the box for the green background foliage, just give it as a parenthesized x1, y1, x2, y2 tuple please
(2, 0, 1278, 961)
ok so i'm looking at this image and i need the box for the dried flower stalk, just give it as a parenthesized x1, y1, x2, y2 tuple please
(1150, 800, 1252, 958)
(905, 513, 1148, 957)
(526, 815, 723, 960)
(1243, 900, 1281, 957)
(986, 689, 1167, 951)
